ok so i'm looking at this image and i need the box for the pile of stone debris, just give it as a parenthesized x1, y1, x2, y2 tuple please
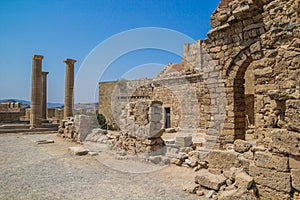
(57, 115, 300, 199)
(83, 127, 300, 200)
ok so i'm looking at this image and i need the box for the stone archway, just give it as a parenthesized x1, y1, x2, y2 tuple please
(225, 53, 253, 141)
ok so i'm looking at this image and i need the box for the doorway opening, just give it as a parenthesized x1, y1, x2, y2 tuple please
(164, 107, 171, 128)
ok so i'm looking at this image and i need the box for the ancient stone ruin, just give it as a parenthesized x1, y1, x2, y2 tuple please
(95, 0, 300, 199)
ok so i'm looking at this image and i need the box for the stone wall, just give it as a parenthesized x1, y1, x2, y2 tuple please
(95, 0, 300, 198)
(20, 108, 63, 122)
(98, 0, 299, 146)
(181, 0, 300, 143)
(0, 102, 21, 122)
(99, 75, 205, 132)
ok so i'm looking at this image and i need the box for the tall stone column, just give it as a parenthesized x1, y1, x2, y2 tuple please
(63, 58, 76, 119)
(41, 72, 49, 120)
(30, 55, 43, 128)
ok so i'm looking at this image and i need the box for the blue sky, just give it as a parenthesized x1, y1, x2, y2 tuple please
(0, 0, 219, 103)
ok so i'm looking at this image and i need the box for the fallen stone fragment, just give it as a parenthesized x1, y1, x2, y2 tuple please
(68, 146, 89, 156)
(149, 156, 162, 164)
(171, 158, 183, 166)
(195, 169, 226, 191)
(35, 140, 54, 144)
(206, 190, 216, 198)
(218, 188, 257, 200)
(88, 151, 98, 156)
(234, 171, 253, 189)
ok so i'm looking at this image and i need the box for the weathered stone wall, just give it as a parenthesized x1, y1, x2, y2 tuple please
(98, 81, 118, 128)
(181, 0, 300, 143)
(99, 75, 204, 132)
(0, 102, 21, 122)
(20, 108, 63, 122)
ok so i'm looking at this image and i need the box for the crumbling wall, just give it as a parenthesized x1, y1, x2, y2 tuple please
(99, 75, 204, 132)
(180, 0, 300, 143)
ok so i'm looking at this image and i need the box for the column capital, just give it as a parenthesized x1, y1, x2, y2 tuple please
(32, 55, 44, 60)
(64, 58, 77, 64)
(41, 71, 49, 75)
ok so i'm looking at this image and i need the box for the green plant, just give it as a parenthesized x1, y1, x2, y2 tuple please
(97, 114, 107, 129)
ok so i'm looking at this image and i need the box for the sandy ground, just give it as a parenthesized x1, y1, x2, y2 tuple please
(0, 133, 197, 200)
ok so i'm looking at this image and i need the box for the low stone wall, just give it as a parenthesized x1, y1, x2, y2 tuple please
(0, 112, 20, 122)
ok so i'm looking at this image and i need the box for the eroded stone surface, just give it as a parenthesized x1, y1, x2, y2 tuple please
(254, 151, 289, 172)
(195, 169, 226, 191)
(249, 164, 291, 193)
(269, 129, 300, 156)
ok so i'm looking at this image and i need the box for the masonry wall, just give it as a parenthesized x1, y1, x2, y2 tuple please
(0, 102, 21, 122)
(179, 0, 300, 143)
(98, 75, 205, 132)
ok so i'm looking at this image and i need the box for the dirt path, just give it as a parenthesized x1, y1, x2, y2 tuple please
(0, 133, 197, 200)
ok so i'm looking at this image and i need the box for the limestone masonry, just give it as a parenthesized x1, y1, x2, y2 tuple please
(96, 0, 300, 199)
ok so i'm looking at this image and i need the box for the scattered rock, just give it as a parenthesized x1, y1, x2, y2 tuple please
(149, 156, 162, 164)
(35, 140, 54, 144)
(184, 159, 198, 168)
(206, 190, 216, 198)
(171, 158, 183, 166)
(88, 151, 98, 156)
(195, 169, 226, 191)
(68, 146, 89, 156)
(234, 171, 253, 189)
(218, 188, 257, 200)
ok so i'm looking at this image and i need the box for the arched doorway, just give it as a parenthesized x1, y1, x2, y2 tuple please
(225, 54, 253, 141)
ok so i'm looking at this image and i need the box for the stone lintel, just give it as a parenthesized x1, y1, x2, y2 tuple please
(32, 55, 44, 60)
(64, 58, 77, 64)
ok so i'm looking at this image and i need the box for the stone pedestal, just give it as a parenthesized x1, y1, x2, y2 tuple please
(41, 72, 49, 120)
(63, 59, 76, 119)
(30, 55, 43, 128)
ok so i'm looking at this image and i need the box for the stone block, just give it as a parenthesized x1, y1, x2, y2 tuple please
(269, 129, 300, 156)
(234, 139, 252, 153)
(195, 169, 226, 191)
(289, 155, 300, 169)
(204, 150, 239, 170)
(175, 135, 192, 147)
(255, 184, 291, 200)
(286, 100, 300, 132)
(249, 164, 291, 193)
(234, 172, 253, 189)
(68, 146, 89, 156)
(217, 188, 256, 200)
(291, 169, 300, 191)
(254, 151, 289, 172)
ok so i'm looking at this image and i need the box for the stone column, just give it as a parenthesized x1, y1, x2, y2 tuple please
(30, 55, 43, 128)
(41, 72, 49, 120)
(63, 58, 76, 119)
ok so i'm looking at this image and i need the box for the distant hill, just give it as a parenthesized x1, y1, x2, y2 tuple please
(0, 99, 64, 109)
